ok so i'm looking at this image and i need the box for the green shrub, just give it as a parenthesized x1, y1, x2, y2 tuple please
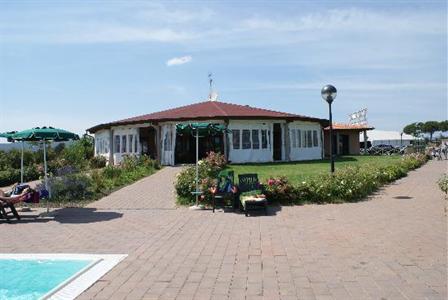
(175, 152, 227, 205)
(30, 154, 159, 204)
(61, 136, 95, 170)
(99, 155, 158, 189)
(102, 165, 123, 179)
(23, 165, 40, 182)
(0, 169, 20, 186)
(263, 154, 428, 205)
(53, 143, 66, 154)
(4, 149, 22, 169)
(175, 165, 202, 202)
(47, 173, 94, 202)
(62, 142, 88, 169)
(90, 156, 107, 169)
(91, 169, 112, 195)
(438, 175, 448, 194)
(265, 177, 297, 204)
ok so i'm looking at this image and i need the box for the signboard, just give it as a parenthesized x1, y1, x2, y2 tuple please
(349, 108, 368, 125)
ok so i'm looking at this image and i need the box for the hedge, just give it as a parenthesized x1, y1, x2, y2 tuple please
(265, 153, 428, 205)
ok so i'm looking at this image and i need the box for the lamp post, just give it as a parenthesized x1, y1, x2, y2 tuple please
(321, 85, 337, 173)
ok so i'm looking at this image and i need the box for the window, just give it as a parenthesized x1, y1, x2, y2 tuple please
(261, 130, 268, 149)
(232, 130, 240, 149)
(291, 129, 296, 148)
(313, 130, 318, 147)
(163, 132, 171, 151)
(242, 130, 251, 149)
(129, 135, 133, 153)
(134, 134, 138, 153)
(114, 135, 120, 153)
(95, 139, 99, 155)
(121, 135, 127, 153)
(302, 131, 307, 148)
(307, 130, 312, 148)
(297, 130, 301, 148)
(252, 130, 260, 149)
(268, 130, 271, 149)
(104, 140, 109, 154)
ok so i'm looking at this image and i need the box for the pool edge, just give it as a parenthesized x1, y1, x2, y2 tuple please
(0, 253, 128, 300)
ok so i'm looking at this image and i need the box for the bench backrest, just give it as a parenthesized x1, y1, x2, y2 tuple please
(238, 174, 260, 193)
(217, 170, 234, 193)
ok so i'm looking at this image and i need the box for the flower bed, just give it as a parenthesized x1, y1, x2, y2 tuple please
(175, 152, 227, 205)
(36, 155, 160, 205)
(175, 153, 428, 206)
(264, 153, 428, 205)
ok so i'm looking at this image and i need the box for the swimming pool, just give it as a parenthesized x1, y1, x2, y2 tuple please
(0, 253, 127, 300)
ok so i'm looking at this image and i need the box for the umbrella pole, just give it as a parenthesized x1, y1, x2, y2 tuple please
(20, 141, 24, 184)
(43, 140, 49, 213)
(195, 129, 199, 207)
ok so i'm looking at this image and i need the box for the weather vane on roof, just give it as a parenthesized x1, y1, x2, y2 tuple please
(208, 72, 218, 101)
(208, 72, 213, 91)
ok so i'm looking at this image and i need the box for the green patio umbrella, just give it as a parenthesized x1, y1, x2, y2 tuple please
(9, 127, 79, 213)
(0, 131, 17, 141)
(11, 127, 79, 142)
(176, 123, 229, 209)
(176, 123, 228, 137)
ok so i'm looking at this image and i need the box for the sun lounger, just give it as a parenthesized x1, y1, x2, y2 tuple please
(237, 174, 268, 217)
(0, 191, 34, 222)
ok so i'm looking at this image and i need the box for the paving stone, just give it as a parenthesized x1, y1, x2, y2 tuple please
(1, 161, 446, 300)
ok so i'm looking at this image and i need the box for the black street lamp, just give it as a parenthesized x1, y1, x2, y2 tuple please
(321, 84, 337, 173)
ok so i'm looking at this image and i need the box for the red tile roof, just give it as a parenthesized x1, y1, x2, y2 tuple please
(88, 100, 327, 132)
(324, 122, 374, 131)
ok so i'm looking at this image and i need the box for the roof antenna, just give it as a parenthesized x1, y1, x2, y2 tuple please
(208, 72, 218, 101)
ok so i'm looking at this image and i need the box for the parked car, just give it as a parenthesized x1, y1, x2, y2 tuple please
(368, 144, 400, 155)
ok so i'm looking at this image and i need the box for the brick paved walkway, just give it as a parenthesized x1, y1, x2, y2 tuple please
(1, 161, 446, 300)
(88, 166, 182, 210)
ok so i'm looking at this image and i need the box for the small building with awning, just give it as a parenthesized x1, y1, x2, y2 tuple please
(87, 100, 331, 165)
(323, 123, 374, 156)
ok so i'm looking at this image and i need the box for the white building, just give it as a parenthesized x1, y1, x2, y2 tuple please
(87, 100, 331, 165)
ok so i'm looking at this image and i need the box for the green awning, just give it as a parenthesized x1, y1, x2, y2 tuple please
(10, 127, 79, 142)
(176, 123, 229, 137)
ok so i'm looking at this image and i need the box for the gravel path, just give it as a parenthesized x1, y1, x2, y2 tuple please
(88, 166, 183, 210)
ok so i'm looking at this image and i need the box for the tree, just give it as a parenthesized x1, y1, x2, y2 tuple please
(61, 135, 94, 169)
(403, 122, 423, 137)
(422, 121, 440, 141)
(439, 120, 448, 132)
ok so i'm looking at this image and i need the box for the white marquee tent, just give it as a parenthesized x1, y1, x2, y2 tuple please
(362, 130, 415, 147)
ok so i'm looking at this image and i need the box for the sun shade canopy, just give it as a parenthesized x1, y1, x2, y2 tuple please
(9, 127, 79, 142)
(176, 123, 229, 137)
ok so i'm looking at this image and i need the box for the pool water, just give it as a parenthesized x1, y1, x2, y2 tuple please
(0, 259, 93, 300)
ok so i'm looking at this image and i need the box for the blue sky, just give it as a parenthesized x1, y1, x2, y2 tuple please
(0, 1, 446, 136)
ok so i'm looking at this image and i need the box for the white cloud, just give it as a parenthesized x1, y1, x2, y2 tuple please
(166, 55, 192, 66)
(1, 4, 444, 47)
(240, 8, 444, 35)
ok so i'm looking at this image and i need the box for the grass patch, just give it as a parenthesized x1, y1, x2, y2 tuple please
(227, 155, 401, 184)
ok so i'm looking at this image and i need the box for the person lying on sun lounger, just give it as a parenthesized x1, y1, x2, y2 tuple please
(0, 185, 31, 204)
